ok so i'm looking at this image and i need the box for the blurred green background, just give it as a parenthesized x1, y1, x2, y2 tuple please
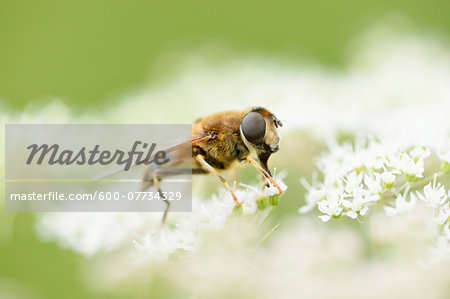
(1, 1, 449, 298)
(1, 0, 449, 110)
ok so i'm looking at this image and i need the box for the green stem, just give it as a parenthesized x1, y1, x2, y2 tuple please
(252, 222, 280, 253)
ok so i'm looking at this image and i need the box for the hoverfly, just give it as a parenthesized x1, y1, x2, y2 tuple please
(142, 107, 284, 223)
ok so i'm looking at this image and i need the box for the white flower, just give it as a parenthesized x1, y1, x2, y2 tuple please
(262, 169, 288, 197)
(437, 143, 450, 163)
(344, 171, 363, 194)
(437, 202, 450, 225)
(409, 146, 431, 161)
(364, 173, 382, 194)
(236, 190, 258, 215)
(264, 179, 288, 196)
(380, 171, 396, 188)
(342, 188, 378, 219)
(318, 190, 343, 222)
(438, 151, 450, 163)
(298, 187, 326, 214)
(437, 143, 450, 174)
(384, 193, 417, 216)
(198, 193, 235, 227)
(417, 175, 448, 208)
(133, 218, 196, 263)
(387, 152, 424, 180)
(403, 158, 425, 180)
(387, 152, 405, 171)
(35, 212, 155, 256)
(380, 171, 395, 183)
(363, 154, 385, 170)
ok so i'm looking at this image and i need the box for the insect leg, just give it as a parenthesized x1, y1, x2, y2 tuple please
(150, 170, 171, 224)
(195, 154, 241, 206)
(246, 156, 284, 194)
(141, 166, 155, 191)
(142, 168, 207, 224)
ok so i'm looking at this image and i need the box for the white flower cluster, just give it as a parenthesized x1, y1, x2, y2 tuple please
(35, 212, 159, 256)
(131, 174, 286, 263)
(36, 174, 287, 262)
(133, 216, 197, 263)
(299, 135, 450, 260)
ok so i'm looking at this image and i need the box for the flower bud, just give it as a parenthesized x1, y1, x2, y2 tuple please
(269, 194, 279, 206)
(233, 204, 243, 214)
(381, 172, 395, 189)
(257, 197, 268, 210)
(405, 173, 420, 182)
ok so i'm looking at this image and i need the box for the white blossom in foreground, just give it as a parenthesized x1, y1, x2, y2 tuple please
(93, 216, 450, 299)
(132, 172, 287, 262)
(35, 212, 157, 256)
(35, 174, 287, 262)
(133, 216, 196, 263)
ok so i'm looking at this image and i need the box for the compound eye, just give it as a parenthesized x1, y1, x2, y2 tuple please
(241, 112, 266, 144)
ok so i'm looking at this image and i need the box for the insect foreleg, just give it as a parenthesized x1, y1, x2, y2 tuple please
(195, 154, 241, 206)
(246, 156, 284, 194)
